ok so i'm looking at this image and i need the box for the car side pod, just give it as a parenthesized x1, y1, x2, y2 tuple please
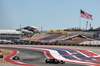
(45, 59, 65, 64)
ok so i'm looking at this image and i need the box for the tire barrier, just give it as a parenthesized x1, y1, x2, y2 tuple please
(0, 40, 100, 47)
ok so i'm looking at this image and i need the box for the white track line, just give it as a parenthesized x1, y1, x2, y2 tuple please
(65, 50, 81, 60)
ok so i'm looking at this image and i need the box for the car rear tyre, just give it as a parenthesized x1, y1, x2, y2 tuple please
(45, 59, 49, 63)
(61, 60, 65, 64)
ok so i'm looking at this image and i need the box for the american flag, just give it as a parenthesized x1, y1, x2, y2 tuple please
(80, 9, 93, 20)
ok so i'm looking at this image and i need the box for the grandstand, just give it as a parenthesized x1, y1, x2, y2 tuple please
(47, 28, 82, 34)
(0, 30, 22, 40)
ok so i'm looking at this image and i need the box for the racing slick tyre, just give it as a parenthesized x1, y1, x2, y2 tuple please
(45, 59, 50, 63)
(61, 60, 65, 64)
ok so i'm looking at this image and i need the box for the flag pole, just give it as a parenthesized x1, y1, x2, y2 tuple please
(79, 9, 81, 30)
(78, 9, 81, 44)
(79, 15, 81, 30)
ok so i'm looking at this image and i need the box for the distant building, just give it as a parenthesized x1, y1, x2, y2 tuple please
(16, 26, 39, 34)
(87, 27, 100, 38)
(0, 30, 22, 40)
(23, 26, 39, 33)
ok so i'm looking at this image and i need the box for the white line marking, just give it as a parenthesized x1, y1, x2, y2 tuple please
(65, 50, 81, 60)
(76, 50, 95, 60)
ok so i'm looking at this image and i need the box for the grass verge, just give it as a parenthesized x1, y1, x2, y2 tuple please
(0, 48, 12, 63)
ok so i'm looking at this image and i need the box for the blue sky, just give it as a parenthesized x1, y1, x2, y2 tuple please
(0, 0, 100, 30)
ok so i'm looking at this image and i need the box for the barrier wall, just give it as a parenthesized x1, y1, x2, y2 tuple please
(47, 30, 82, 34)
(0, 40, 100, 47)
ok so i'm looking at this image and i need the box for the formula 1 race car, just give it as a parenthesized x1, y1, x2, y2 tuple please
(45, 58, 65, 64)
(12, 56, 20, 60)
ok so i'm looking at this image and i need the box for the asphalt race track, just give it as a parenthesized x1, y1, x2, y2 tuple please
(38, 34, 64, 41)
(0, 45, 88, 66)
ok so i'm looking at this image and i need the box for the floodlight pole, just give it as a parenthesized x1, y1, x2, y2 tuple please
(20, 24, 22, 37)
(20, 24, 21, 29)
(86, 21, 88, 30)
(41, 27, 43, 32)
